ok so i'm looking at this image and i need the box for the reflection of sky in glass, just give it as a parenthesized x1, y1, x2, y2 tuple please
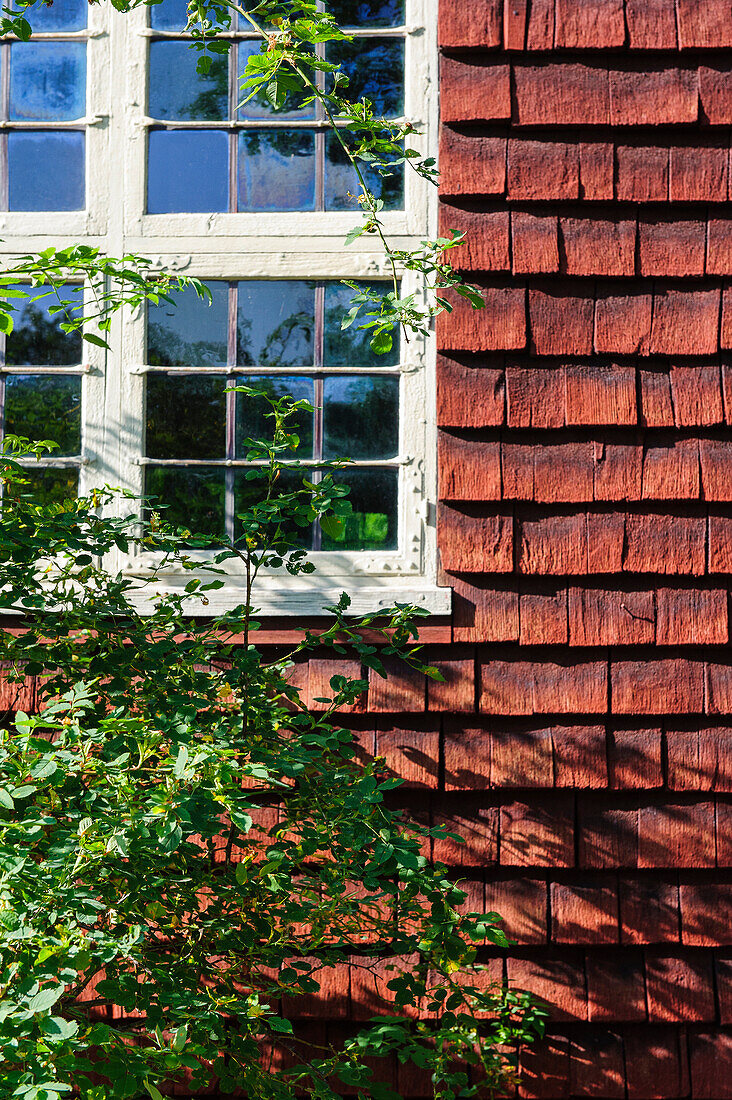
(147, 282, 228, 367)
(237, 41, 315, 120)
(149, 0, 191, 30)
(324, 281, 398, 368)
(5, 282, 83, 365)
(10, 43, 86, 121)
(149, 41, 227, 120)
(237, 131, 316, 212)
(9, 131, 85, 210)
(237, 281, 315, 367)
(13, 0, 87, 30)
(324, 0, 404, 26)
(148, 130, 228, 213)
(6, 374, 81, 454)
(323, 374, 398, 459)
(328, 39, 403, 115)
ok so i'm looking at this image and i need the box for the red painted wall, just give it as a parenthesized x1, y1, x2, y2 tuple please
(437, 0, 732, 1094)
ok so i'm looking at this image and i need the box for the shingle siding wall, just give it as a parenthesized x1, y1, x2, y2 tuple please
(437, 0, 732, 1095)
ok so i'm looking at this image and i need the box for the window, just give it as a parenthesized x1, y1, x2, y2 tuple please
(2, 0, 87, 210)
(1, 284, 83, 499)
(146, 0, 405, 213)
(0, 0, 446, 613)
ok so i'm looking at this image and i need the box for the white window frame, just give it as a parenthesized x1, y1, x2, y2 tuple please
(0, 0, 448, 616)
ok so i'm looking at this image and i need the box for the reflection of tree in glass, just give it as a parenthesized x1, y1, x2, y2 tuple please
(147, 324, 226, 368)
(237, 307, 314, 369)
(324, 376, 397, 459)
(5, 376, 81, 455)
(146, 467, 225, 539)
(241, 129, 311, 160)
(325, 133, 403, 212)
(146, 375, 225, 460)
(328, 39, 404, 115)
(324, 281, 400, 368)
(11, 468, 78, 506)
(182, 53, 228, 120)
(6, 302, 82, 365)
(324, 0, 404, 26)
(236, 375, 314, 457)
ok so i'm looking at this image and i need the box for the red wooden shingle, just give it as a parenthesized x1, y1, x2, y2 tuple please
(586, 953, 647, 1021)
(565, 365, 637, 426)
(554, 0, 625, 47)
(448, 573, 521, 643)
(609, 729, 664, 789)
(525, 0, 554, 50)
(612, 659, 705, 714)
(639, 219, 706, 277)
(666, 727, 732, 791)
(511, 212, 559, 275)
(508, 955, 587, 1019)
(568, 587, 654, 646)
(519, 513, 588, 575)
(670, 364, 724, 427)
(513, 63, 610, 126)
(645, 952, 716, 1022)
(700, 65, 732, 124)
(626, 0, 678, 48)
(676, 0, 732, 48)
(551, 882, 619, 944)
(500, 799, 575, 867)
(519, 585, 569, 644)
(625, 1028, 690, 1099)
(669, 141, 729, 202)
(439, 57, 511, 124)
(436, 357, 505, 428)
(638, 803, 716, 867)
(595, 287, 653, 355)
(506, 365, 564, 427)
(485, 878, 547, 944)
(507, 140, 580, 201)
(437, 284, 527, 352)
(439, 129, 507, 196)
(609, 68, 698, 126)
(650, 288, 721, 357)
(438, 206, 510, 272)
(529, 289, 594, 356)
(655, 588, 729, 645)
(616, 144, 669, 202)
(438, 0, 501, 47)
(560, 217, 635, 277)
(641, 439, 700, 501)
(580, 141, 614, 199)
(593, 442, 643, 501)
(438, 433, 501, 500)
(437, 504, 513, 572)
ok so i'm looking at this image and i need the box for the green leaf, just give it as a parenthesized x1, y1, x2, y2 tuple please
(144, 1081, 164, 1100)
(319, 515, 343, 540)
(369, 328, 393, 355)
(268, 1016, 294, 1034)
(41, 1016, 78, 1041)
(28, 985, 63, 1013)
(82, 332, 110, 349)
(0, 787, 13, 809)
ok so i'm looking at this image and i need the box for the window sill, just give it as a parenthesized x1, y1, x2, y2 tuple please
(125, 576, 452, 617)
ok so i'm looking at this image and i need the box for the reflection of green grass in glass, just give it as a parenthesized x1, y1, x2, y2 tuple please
(6, 375, 81, 454)
(320, 468, 397, 551)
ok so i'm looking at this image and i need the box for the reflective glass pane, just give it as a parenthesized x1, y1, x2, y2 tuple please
(146, 466, 225, 539)
(147, 282, 228, 368)
(324, 282, 399, 368)
(323, 375, 398, 459)
(328, 39, 403, 115)
(237, 41, 315, 120)
(320, 468, 397, 551)
(15, 467, 78, 505)
(237, 130, 316, 211)
(235, 466, 312, 548)
(9, 131, 85, 211)
(149, 41, 228, 121)
(324, 134, 403, 211)
(150, 0, 191, 30)
(146, 375, 226, 460)
(235, 376, 314, 458)
(237, 281, 315, 368)
(5, 284, 83, 365)
(148, 130, 228, 213)
(324, 0, 404, 26)
(13, 0, 87, 30)
(10, 43, 86, 121)
(5, 375, 81, 455)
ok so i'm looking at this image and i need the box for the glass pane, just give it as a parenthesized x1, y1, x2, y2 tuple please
(9, 131, 85, 211)
(147, 282, 228, 368)
(150, 0, 192, 30)
(235, 466, 312, 549)
(5, 284, 83, 365)
(9, 43, 86, 121)
(237, 281, 315, 368)
(15, 467, 78, 505)
(146, 466, 225, 539)
(324, 0, 404, 26)
(13, 0, 86, 30)
(328, 39, 403, 115)
(235, 376, 314, 458)
(324, 281, 399, 369)
(149, 41, 228, 121)
(147, 130, 228, 213)
(5, 375, 81, 455)
(323, 375, 398, 459)
(320, 468, 397, 551)
(324, 133, 403, 211)
(146, 375, 225, 460)
(237, 41, 315, 120)
(237, 130, 316, 212)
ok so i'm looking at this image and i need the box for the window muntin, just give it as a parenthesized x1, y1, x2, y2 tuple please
(145, 4, 405, 213)
(1, 0, 87, 211)
(0, 284, 83, 502)
(143, 279, 400, 551)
